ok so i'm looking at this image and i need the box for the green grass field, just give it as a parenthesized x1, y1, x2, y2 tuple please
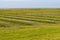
(0, 9, 60, 40)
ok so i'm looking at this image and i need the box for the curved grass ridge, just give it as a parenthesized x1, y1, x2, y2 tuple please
(0, 12, 60, 28)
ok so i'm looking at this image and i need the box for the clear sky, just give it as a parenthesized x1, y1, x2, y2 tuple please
(0, 0, 60, 8)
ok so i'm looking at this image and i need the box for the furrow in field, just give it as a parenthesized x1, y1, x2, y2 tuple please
(0, 13, 60, 25)
(0, 15, 59, 21)
(0, 17, 57, 24)
(0, 17, 37, 26)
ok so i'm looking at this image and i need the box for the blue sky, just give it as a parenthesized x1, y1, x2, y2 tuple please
(0, 0, 60, 8)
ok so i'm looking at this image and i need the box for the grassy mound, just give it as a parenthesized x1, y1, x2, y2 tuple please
(0, 10, 60, 28)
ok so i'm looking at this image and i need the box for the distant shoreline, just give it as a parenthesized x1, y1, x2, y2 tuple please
(0, 8, 60, 10)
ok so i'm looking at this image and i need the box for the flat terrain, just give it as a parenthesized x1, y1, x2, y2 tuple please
(0, 9, 60, 40)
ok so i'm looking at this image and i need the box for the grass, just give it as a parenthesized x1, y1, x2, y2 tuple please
(0, 27, 60, 40)
(0, 9, 60, 40)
